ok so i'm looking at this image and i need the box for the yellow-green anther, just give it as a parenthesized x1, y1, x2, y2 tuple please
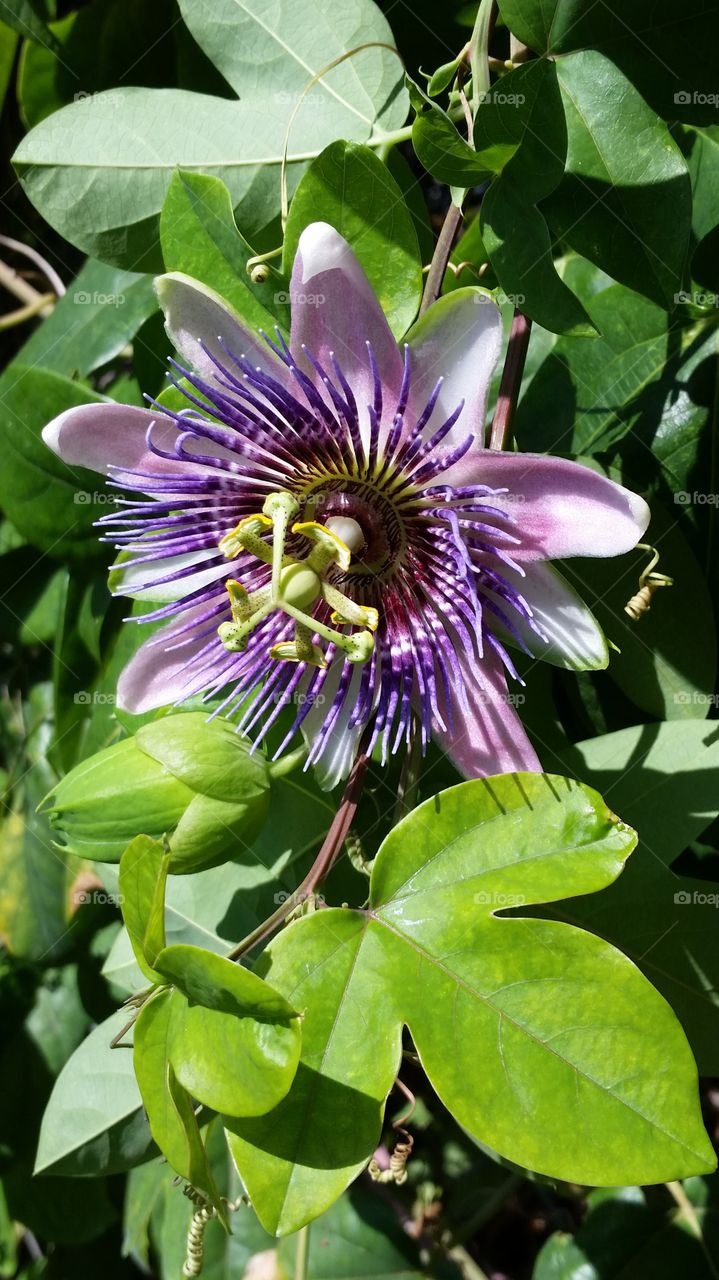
(226, 579, 253, 623)
(218, 600, 273, 652)
(283, 603, 375, 664)
(270, 633, 327, 668)
(220, 514, 273, 563)
(323, 582, 379, 631)
(294, 521, 352, 573)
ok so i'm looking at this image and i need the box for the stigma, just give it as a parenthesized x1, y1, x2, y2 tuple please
(217, 491, 377, 668)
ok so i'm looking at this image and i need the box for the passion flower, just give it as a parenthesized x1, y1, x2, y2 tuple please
(43, 223, 649, 787)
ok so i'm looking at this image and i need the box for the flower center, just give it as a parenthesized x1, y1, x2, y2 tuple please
(216, 491, 378, 669)
(301, 481, 406, 577)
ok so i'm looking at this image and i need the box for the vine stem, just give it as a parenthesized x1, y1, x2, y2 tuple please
(0, 258, 54, 319)
(418, 203, 463, 317)
(294, 1224, 310, 1280)
(227, 737, 371, 961)
(488, 308, 532, 450)
(666, 1180, 703, 1240)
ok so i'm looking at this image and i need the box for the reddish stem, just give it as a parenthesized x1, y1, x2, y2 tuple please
(489, 308, 532, 450)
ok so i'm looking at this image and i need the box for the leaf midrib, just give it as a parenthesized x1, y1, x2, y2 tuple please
(224, 0, 372, 127)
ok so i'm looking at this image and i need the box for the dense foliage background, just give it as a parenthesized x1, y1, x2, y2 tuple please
(1, 0, 719, 1277)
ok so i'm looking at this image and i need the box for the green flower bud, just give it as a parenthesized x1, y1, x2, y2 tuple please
(42, 712, 270, 874)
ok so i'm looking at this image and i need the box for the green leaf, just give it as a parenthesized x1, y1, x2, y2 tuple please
(119, 835, 171, 983)
(225, 908, 403, 1237)
(283, 140, 422, 339)
(514, 280, 669, 455)
(13, 0, 407, 269)
(0, 0, 59, 50)
(124, 1124, 275, 1279)
(228, 775, 713, 1236)
(541, 52, 691, 309)
(35, 1008, 155, 1177)
(683, 124, 719, 292)
(15, 259, 157, 380)
(154, 943, 301, 1118)
(534, 1183, 719, 1280)
(480, 61, 593, 335)
(0, 807, 78, 964)
(0, 23, 18, 115)
(0, 366, 109, 560)
(16, 0, 179, 129)
(160, 170, 287, 332)
(551, 854, 719, 1079)
(497, 0, 719, 126)
(278, 1187, 451, 1278)
(407, 74, 486, 187)
(426, 54, 464, 97)
(133, 987, 227, 1219)
(553, 722, 719, 868)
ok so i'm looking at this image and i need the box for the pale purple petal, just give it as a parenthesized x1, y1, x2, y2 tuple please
(405, 288, 502, 451)
(446, 452, 650, 560)
(289, 222, 404, 413)
(154, 273, 289, 389)
(490, 561, 609, 671)
(42, 403, 182, 480)
(111, 548, 235, 604)
(433, 649, 540, 778)
(117, 606, 226, 713)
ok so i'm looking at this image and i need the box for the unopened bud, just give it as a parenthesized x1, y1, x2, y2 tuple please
(42, 712, 270, 874)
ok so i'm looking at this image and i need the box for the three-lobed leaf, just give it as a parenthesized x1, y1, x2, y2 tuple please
(227, 774, 714, 1236)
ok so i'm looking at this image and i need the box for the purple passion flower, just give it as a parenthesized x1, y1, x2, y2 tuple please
(43, 223, 649, 788)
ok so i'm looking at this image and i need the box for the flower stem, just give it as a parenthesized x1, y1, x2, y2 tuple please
(227, 737, 371, 961)
(294, 1225, 310, 1280)
(489, 308, 532, 450)
(418, 203, 463, 317)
